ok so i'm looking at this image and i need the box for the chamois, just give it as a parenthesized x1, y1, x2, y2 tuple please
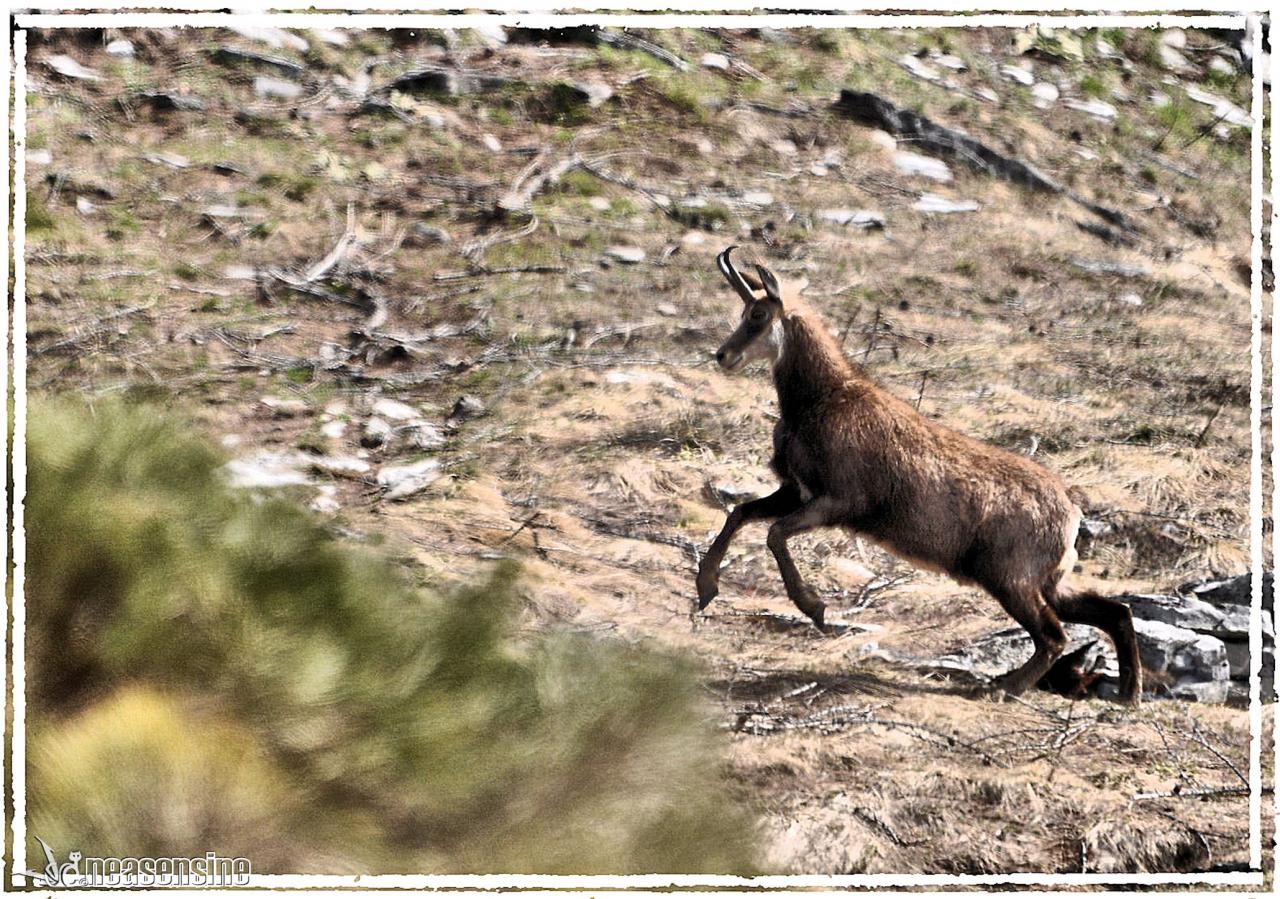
(696, 247, 1142, 702)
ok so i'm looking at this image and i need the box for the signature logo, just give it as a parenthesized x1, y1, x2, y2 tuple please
(17, 837, 81, 887)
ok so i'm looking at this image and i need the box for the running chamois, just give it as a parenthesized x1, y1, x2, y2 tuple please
(696, 247, 1141, 702)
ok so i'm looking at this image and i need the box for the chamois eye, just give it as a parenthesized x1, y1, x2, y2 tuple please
(750, 305, 769, 322)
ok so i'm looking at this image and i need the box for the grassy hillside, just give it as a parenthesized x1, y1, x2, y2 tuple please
(23, 21, 1268, 875)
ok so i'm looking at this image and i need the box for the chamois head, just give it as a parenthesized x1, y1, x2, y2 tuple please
(714, 246, 785, 372)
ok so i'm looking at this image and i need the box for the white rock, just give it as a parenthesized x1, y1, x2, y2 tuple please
(696, 138, 714, 156)
(311, 484, 341, 515)
(1209, 56, 1237, 76)
(308, 455, 371, 478)
(975, 87, 1000, 104)
(254, 75, 303, 99)
(407, 422, 446, 450)
(481, 133, 502, 152)
(1149, 91, 1171, 108)
(225, 451, 312, 489)
(227, 25, 309, 52)
(741, 190, 774, 207)
(1000, 64, 1035, 86)
(1064, 98, 1117, 121)
(1031, 82, 1059, 108)
(223, 265, 258, 281)
(1159, 28, 1187, 49)
(143, 151, 190, 169)
(701, 52, 731, 71)
(588, 196, 611, 212)
(47, 54, 100, 81)
(312, 28, 350, 47)
(913, 193, 979, 214)
(27, 148, 51, 166)
(473, 24, 508, 49)
(605, 245, 646, 264)
(76, 196, 95, 215)
(1158, 43, 1193, 73)
(321, 419, 347, 439)
(362, 417, 394, 447)
(809, 163, 828, 177)
(818, 208, 885, 228)
(105, 39, 135, 58)
(894, 151, 952, 183)
(1120, 293, 1143, 307)
(680, 230, 706, 247)
(899, 53, 941, 82)
(770, 139, 798, 156)
(260, 395, 308, 417)
(1184, 85, 1252, 127)
(932, 53, 967, 71)
(377, 458, 443, 501)
(371, 398, 423, 421)
(868, 129, 897, 151)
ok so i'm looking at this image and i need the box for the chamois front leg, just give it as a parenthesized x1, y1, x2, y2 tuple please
(765, 496, 842, 629)
(697, 484, 803, 610)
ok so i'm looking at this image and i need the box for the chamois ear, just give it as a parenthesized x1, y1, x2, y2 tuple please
(754, 264, 782, 304)
(739, 269, 764, 292)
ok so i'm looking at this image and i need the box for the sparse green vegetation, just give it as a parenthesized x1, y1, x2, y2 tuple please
(27, 397, 761, 874)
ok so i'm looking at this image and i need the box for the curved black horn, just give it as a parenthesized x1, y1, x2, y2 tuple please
(716, 246, 757, 303)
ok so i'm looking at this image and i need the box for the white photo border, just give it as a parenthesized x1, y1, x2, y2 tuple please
(7, 5, 1272, 893)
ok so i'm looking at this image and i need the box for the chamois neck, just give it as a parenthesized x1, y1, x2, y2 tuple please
(772, 309, 859, 420)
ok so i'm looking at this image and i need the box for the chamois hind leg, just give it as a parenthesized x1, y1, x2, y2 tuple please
(985, 582, 1068, 698)
(1045, 585, 1143, 704)
(765, 496, 841, 629)
(697, 484, 803, 610)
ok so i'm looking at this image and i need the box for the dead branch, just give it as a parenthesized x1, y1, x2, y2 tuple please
(495, 154, 583, 217)
(595, 29, 690, 71)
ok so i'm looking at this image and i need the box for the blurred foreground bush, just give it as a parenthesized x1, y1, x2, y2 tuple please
(27, 396, 760, 873)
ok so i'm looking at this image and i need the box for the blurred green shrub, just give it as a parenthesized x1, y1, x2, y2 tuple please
(27, 396, 760, 874)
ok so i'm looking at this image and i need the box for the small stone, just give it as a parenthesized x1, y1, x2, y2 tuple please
(588, 196, 611, 212)
(361, 417, 394, 448)
(473, 24, 508, 49)
(1149, 91, 1171, 109)
(320, 419, 347, 439)
(481, 133, 502, 153)
(913, 193, 978, 214)
(1031, 82, 1059, 108)
(105, 39, 135, 58)
(308, 455, 371, 478)
(701, 52, 731, 71)
(254, 75, 303, 99)
(311, 484, 341, 515)
(605, 245, 645, 264)
(26, 148, 51, 166)
(260, 395, 308, 417)
(143, 151, 190, 169)
(696, 138, 714, 156)
(75, 196, 95, 215)
(408, 422, 447, 449)
(770, 139, 798, 157)
(809, 163, 828, 177)
(406, 223, 451, 246)
(899, 54, 941, 82)
(572, 80, 613, 108)
(741, 190, 774, 207)
(894, 151, 952, 183)
(657, 303, 678, 316)
(47, 54, 101, 81)
(1158, 43, 1192, 73)
(225, 451, 312, 489)
(867, 129, 897, 152)
(377, 458, 443, 500)
(932, 53, 967, 71)
(1209, 55, 1237, 76)
(680, 230, 706, 247)
(227, 25, 309, 52)
(1159, 28, 1187, 49)
(1064, 98, 1117, 121)
(371, 398, 423, 421)
(312, 28, 350, 47)
(1120, 293, 1143, 307)
(1000, 64, 1035, 86)
(449, 395, 486, 422)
